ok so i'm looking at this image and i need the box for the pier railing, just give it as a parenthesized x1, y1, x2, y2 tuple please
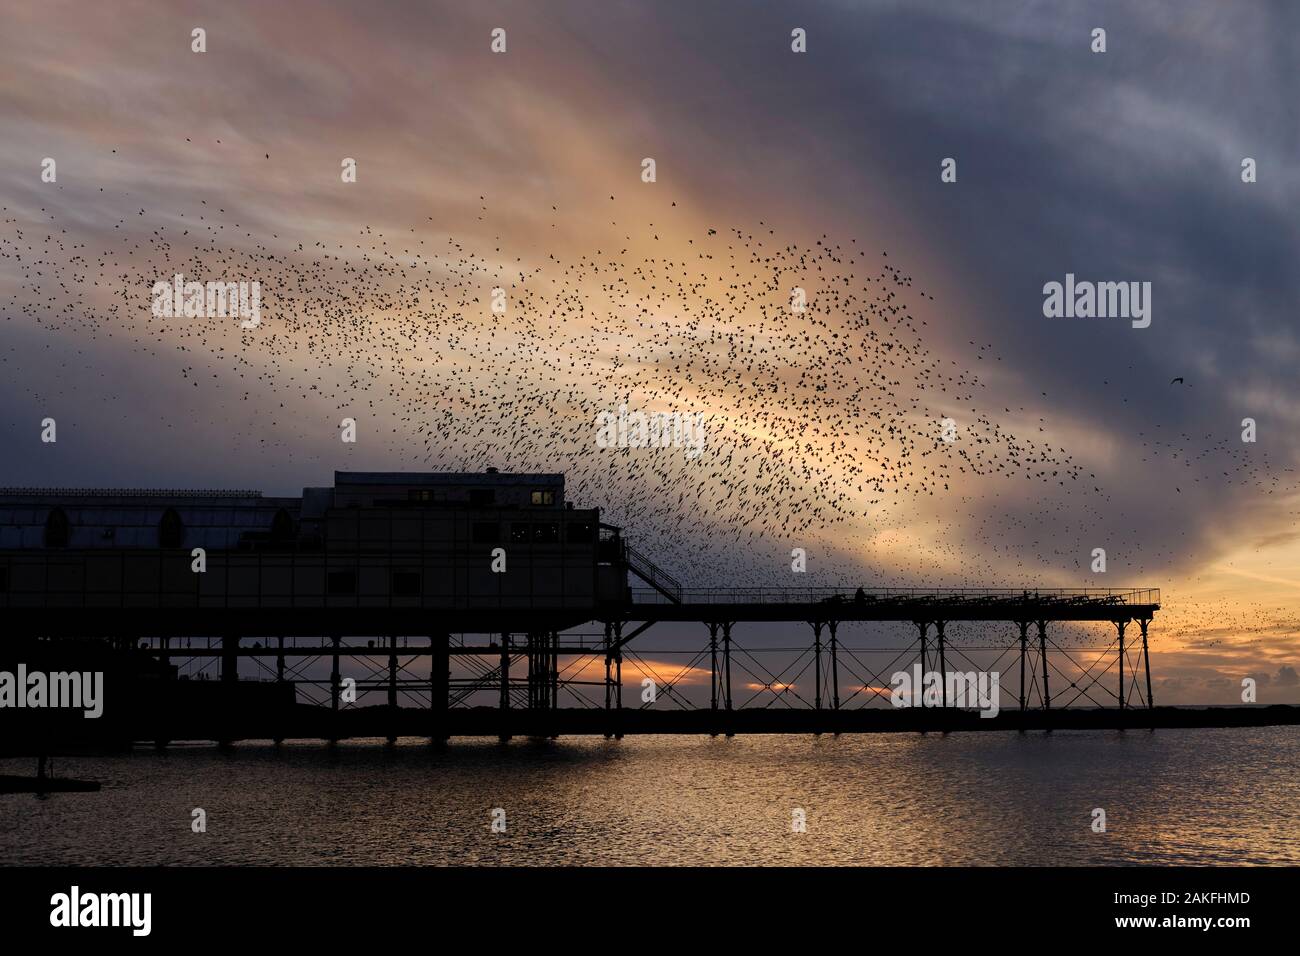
(623, 543, 683, 603)
(629, 587, 1160, 607)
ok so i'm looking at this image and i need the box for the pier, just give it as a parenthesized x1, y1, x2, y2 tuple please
(0, 474, 1166, 747)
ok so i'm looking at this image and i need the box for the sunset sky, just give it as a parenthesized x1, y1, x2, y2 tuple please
(2, 0, 1299, 704)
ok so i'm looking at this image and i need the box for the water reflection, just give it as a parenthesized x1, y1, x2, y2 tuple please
(2, 728, 1295, 865)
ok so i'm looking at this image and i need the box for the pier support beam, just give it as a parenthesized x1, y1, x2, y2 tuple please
(499, 632, 511, 742)
(431, 633, 449, 744)
(707, 622, 720, 738)
(598, 623, 624, 739)
(526, 633, 538, 710)
(722, 621, 734, 737)
(387, 634, 399, 744)
(603, 622, 613, 739)
(722, 622, 733, 712)
(221, 634, 238, 684)
(1115, 620, 1127, 711)
(829, 620, 840, 713)
(1017, 621, 1029, 716)
(218, 635, 238, 748)
(274, 635, 285, 746)
(613, 622, 623, 740)
(936, 620, 948, 709)
(328, 635, 342, 743)
(1037, 620, 1050, 711)
(155, 635, 173, 750)
(551, 630, 560, 711)
(812, 622, 824, 711)
(603, 622, 612, 711)
(708, 623, 720, 713)
(1139, 618, 1153, 710)
(915, 622, 929, 708)
(499, 633, 510, 711)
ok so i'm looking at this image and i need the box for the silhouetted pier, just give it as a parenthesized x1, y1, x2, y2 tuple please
(0, 473, 1166, 748)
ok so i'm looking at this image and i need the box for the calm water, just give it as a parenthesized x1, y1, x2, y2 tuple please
(3, 727, 1297, 865)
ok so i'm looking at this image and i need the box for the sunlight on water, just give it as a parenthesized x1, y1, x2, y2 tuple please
(3, 727, 1297, 865)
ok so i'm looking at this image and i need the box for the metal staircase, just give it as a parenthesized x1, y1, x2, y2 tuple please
(623, 542, 682, 604)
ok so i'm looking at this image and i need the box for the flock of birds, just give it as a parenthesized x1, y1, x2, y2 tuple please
(1, 170, 1295, 653)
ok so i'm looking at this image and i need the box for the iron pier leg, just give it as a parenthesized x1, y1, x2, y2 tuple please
(813, 621, 823, 712)
(723, 622, 733, 711)
(1017, 621, 1028, 717)
(551, 630, 560, 738)
(937, 620, 948, 709)
(603, 622, 612, 711)
(525, 634, 534, 711)
(708, 623, 719, 737)
(432, 633, 449, 744)
(274, 635, 285, 745)
(222, 634, 238, 684)
(1115, 620, 1127, 713)
(614, 622, 624, 740)
(603, 622, 613, 739)
(1140, 618, 1153, 711)
(916, 622, 929, 709)
(1037, 621, 1050, 712)
(552, 631, 561, 737)
(156, 635, 172, 750)
(387, 634, 399, 744)
(723, 621, 734, 737)
(499, 632, 511, 742)
(829, 620, 840, 714)
(329, 634, 341, 744)
(500, 633, 510, 711)
(708, 623, 719, 711)
(536, 633, 545, 712)
(548, 631, 556, 709)
(217, 635, 238, 748)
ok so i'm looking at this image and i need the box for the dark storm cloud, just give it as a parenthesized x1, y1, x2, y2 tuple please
(2, 0, 1298, 589)
(747, 0, 1300, 574)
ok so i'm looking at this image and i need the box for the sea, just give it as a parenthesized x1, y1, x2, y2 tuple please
(2, 726, 1296, 866)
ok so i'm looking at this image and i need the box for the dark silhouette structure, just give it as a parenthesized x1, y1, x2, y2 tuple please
(0, 471, 1164, 744)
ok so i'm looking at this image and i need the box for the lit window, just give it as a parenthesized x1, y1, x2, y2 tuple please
(531, 490, 555, 506)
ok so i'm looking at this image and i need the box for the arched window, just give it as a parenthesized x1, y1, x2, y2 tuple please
(270, 508, 295, 547)
(45, 508, 70, 548)
(159, 508, 184, 548)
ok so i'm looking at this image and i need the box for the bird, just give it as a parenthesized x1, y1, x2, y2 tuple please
(3, 182, 1290, 597)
